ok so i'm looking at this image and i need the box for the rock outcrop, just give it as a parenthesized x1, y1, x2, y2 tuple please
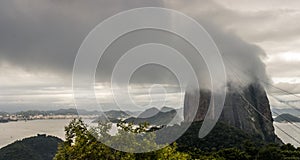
(184, 83, 276, 142)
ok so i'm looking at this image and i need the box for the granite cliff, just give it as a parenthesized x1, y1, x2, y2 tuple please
(184, 83, 277, 142)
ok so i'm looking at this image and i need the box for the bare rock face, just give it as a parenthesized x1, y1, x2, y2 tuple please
(184, 83, 276, 142)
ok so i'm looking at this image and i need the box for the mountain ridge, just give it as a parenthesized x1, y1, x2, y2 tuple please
(184, 83, 278, 143)
(274, 113, 300, 122)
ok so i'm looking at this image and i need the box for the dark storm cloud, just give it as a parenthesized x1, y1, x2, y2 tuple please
(0, 0, 276, 88)
(1, 0, 299, 112)
(0, 0, 164, 75)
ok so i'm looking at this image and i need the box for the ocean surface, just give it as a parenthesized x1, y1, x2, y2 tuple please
(0, 120, 299, 148)
(274, 122, 300, 147)
(0, 119, 71, 148)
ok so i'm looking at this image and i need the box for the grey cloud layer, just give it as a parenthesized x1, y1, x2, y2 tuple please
(166, 0, 300, 83)
(0, 0, 271, 88)
(1, 0, 299, 112)
(0, 0, 163, 75)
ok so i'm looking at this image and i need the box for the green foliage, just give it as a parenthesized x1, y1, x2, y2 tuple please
(257, 144, 284, 160)
(54, 118, 300, 160)
(256, 143, 300, 160)
(159, 121, 300, 160)
(2, 118, 300, 160)
(0, 135, 62, 160)
(54, 118, 190, 160)
(54, 119, 124, 160)
(215, 148, 250, 160)
(157, 121, 264, 152)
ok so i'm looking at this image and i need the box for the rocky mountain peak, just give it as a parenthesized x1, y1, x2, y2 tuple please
(184, 83, 277, 142)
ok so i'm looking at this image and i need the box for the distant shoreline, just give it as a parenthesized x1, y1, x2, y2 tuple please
(0, 115, 97, 124)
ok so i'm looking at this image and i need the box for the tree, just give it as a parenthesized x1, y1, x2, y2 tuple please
(257, 144, 284, 160)
(216, 148, 250, 160)
(54, 118, 190, 160)
(54, 118, 300, 160)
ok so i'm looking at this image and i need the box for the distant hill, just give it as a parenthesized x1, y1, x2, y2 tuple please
(51, 108, 101, 115)
(92, 110, 130, 123)
(137, 107, 183, 125)
(137, 107, 160, 118)
(104, 110, 129, 119)
(124, 110, 177, 125)
(92, 108, 183, 125)
(272, 108, 300, 117)
(124, 110, 142, 117)
(92, 115, 121, 124)
(0, 134, 63, 160)
(160, 106, 175, 112)
(274, 113, 300, 122)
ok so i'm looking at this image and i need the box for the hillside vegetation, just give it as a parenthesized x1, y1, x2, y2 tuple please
(0, 135, 62, 160)
(54, 119, 300, 160)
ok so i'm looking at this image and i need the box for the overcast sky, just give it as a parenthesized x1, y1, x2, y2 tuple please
(0, 0, 300, 112)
